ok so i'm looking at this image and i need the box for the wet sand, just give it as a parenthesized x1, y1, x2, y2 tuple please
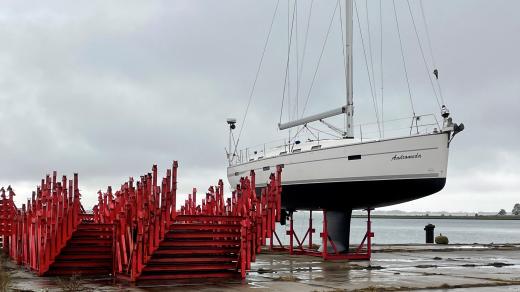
(4, 244, 520, 291)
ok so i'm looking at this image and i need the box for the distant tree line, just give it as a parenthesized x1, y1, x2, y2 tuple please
(513, 203, 520, 215)
(499, 203, 520, 216)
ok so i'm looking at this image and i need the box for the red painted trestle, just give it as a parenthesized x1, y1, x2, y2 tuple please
(0, 187, 18, 252)
(1, 162, 283, 281)
(0, 172, 84, 275)
(91, 162, 282, 281)
(270, 208, 374, 260)
(93, 162, 179, 281)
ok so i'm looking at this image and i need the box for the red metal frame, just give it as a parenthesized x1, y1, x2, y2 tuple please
(1, 160, 373, 280)
(94, 163, 179, 281)
(0, 187, 17, 253)
(271, 209, 374, 260)
(91, 162, 283, 281)
(269, 229, 287, 251)
(321, 209, 373, 260)
(1, 172, 84, 275)
(2, 162, 284, 281)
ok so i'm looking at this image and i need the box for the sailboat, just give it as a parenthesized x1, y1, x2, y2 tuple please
(226, 0, 464, 212)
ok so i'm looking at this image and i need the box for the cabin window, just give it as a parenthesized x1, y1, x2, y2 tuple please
(258, 156, 264, 159)
(249, 158, 254, 162)
(279, 151, 287, 155)
(234, 172, 239, 176)
(263, 166, 270, 171)
(292, 149, 301, 153)
(348, 155, 361, 160)
(311, 145, 322, 150)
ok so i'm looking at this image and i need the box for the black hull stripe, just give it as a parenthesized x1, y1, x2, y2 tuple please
(257, 178, 447, 211)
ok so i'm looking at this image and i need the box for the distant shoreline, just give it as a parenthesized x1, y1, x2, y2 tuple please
(352, 215, 520, 220)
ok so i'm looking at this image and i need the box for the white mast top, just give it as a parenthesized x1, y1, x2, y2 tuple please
(345, 0, 354, 138)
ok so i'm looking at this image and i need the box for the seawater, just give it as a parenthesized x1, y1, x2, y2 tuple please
(273, 211, 520, 245)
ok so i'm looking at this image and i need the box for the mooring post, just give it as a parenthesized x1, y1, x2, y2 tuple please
(424, 223, 435, 244)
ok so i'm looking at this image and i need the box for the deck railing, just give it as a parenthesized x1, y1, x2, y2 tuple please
(231, 113, 441, 165)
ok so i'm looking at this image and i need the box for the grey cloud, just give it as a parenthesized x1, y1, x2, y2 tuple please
(1, 0, 519, 212)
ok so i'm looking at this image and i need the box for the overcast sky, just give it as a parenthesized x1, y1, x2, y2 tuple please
(1, 0, 519, 213)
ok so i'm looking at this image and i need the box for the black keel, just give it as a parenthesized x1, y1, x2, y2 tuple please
(278, 178, 446, 211)
(324, 209, 352, 253)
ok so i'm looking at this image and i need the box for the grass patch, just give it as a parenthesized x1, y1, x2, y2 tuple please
(415, 264, 437, 269)
(351, 286, 400, 292)
(435, 234, 449, 244)
(365, 265, 384, 270)
(350, 265, 385, 271)
(273, 274, 300, 282)
(257, 267, 273, 274)
(0, 267, 11, 292)
(56, 274, 85, 292)
(0, 250, 12, 292)
(487, 262, 514, 268)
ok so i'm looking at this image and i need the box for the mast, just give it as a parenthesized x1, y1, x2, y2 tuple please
(277, 0, 355, 136)
(345, 0, 354, 138)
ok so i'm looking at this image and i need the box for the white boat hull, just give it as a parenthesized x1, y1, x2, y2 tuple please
(227, 132, 450, 210)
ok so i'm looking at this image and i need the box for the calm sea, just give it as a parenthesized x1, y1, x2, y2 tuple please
(274, 211, 520, 245)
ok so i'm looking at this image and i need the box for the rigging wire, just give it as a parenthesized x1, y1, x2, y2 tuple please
(419, 0, 437, 69)
(365, 0, 378, 105)
(279, 0, 298, 125)
(392, 0, 416, 117)
(302, 125, 319, 140)
(235, 0, 280, 152)
(354, 0, 381, 138)
(297, 0, 315, 106)
(419, 0, 445, 105)
(293, 0, 314, 140)
(288, 124, 308, 143)
(406, 0, 441, 110)
(292, 0, 346, 144)
(300, 0, 340, 118)
(307, 125, 342, 139)
(379, 0, 384, 137)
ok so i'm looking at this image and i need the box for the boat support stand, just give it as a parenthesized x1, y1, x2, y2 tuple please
(269, 209, 374, 260)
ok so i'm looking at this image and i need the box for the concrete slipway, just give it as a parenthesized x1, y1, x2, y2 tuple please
(4, 244, 520, 291)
